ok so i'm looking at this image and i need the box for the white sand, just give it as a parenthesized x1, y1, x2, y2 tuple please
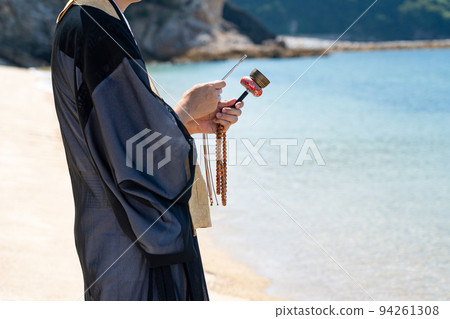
(0, 66, 278, 301)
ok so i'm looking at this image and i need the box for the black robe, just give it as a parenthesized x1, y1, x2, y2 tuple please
(51, 0, 208, 301)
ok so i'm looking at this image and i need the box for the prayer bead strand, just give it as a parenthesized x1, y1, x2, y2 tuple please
(216, 124, 223, 196)
(221, 130, 227, 206)
(216, 123, 227, 206)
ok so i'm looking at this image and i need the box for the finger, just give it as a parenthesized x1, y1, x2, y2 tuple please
(216, 112, 238, 124)
(212, 88, 223, 102)
(218, 99, 244, 109)
(211, 80, 226, 89)
(221, 107, 242, 116)
(214, 119, 231, 131)
(221, 107, 242, 117)
(235, 101, 244, 109)
(217, 99, 236, 109)
(222, 124, 231, 133)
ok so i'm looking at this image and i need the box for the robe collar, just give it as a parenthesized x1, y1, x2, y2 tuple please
(111, 0, 136, 39)
(57, 0, 121, 24)
(57, 0, 137, 43)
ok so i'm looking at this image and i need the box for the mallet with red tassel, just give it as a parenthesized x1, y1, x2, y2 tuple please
(216, 68, 270, 206)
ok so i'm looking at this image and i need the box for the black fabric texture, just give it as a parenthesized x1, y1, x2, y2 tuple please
(51, 0, 208, 301)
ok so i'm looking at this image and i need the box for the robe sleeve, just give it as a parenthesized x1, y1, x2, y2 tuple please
(77, 8, 197, 267)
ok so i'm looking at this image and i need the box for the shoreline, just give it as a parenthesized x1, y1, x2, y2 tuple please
(197, 228, 282, 301)
(166, 37, 450, 63)
(0, 65, 280, 301)
(2, 38, 450, 68)
(280, 36, 450, 52)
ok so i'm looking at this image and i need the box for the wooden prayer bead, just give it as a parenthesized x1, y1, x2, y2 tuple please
(216, 123, 227, 206)
(216, 125, 223, 196)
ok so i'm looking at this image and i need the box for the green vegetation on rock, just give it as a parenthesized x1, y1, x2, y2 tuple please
(228, 0, 450, 40)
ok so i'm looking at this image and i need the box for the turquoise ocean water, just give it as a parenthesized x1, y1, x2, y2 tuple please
(148, 49, 450, 300)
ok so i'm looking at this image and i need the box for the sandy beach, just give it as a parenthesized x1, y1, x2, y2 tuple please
(0, 65, 278, 301)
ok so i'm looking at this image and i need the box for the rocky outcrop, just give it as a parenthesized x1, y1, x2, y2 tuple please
(0, 0, 290, 67)
(5, 0, 448, 68)
(128, 0, 281, 61)
(0, 0, 252, 66)
(0, 0, 63, 67)
(128, 0, 239, 60)
(222, 1, 275, 44)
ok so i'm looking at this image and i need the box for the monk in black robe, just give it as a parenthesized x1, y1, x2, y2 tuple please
(51, 0, 243, 300)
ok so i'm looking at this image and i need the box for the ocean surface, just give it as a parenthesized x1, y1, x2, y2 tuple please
(148, 49, 450, 301)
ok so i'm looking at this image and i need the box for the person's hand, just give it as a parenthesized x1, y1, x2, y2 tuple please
(173, 80, 226, 124)
(185, 99, 244, 134)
